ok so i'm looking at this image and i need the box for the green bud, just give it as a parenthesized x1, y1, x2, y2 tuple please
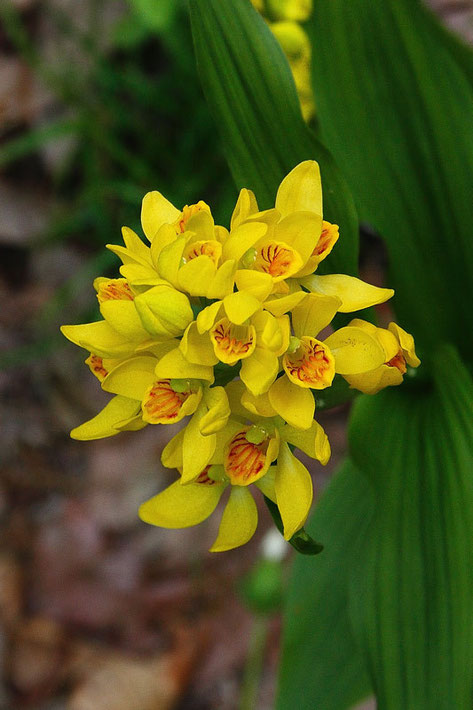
(246, 426, 268, 445)
(240, 247, 257, 269)
(287, 335, 301, 354)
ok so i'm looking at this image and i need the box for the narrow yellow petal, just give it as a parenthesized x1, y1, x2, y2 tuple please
(155, 348, 214, 382)
(207, 260, 237, 300)
(161, 429, 185, 469)
(283, 420, 331, 464)
(240, 348, 279, 396)
(223, 291, 262, 325)
(101, 356, 157, 399)
(388, 322, 421, 367)
(222, 222, 267, 263)
(268, 375, 314, 429)
(255, 467, 277, 503)
(70, 395, 140, 440)
(139, 479, 225, 528)
(210, 487, 258, 552)
(141, 191, 180, 242)
(157, 235, 186, 285)
(196, 301, 223, 334)
(324, 326, 386, 375)
(264, 290, 307, 317)
(179, 322, 218, 366)
(150, 224, 178, 266)
(181, 407, 217, 483)
(291, 292, 341, 339)
(234, 270, 273, 301)
(231, 188, 259, 230)
(241, 390, 277, 418)
(302, 274, 394, 312)
(275, 160, 322, 218)
(344, 366, 403, 395)
(275, 443, 313, 540)
(60, 321, 135, 359)
(100, 301, 149, 342)
(200, 387, 231, 436)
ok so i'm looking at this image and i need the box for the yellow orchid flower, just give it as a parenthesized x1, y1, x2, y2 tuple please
(341, 319, 421, 394)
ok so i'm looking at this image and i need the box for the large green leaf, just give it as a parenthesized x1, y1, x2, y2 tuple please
(277, 460, 372, 710)
(307, 0, 473, 358)
(189, 0, 359, 275)
(348, 346, 473, 709)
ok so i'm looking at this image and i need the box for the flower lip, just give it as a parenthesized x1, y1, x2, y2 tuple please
(283, 336, 335, 389)
(211, 318, 256, 365)
(386, 350, 407, 374)
(253, 240, 302, 281)
(224, 429, 271, 485)
(85, 354, 108, 381)
(142, 379, 199, 424)
(312, 221, 339, 258)
(182, 239, 222, 266)
(174, 201, 209, 234)
(96, 279, 134, 303)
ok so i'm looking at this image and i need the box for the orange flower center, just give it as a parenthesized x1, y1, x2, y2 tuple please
(85, 354, 108, 381)
(97, 280, 134, 303)
(284, 337, 335, 389)
(254, 241, 300, 280)
(211, 319, 256, 365)
(183, 240, 222, 266)
(386, 350, 407, 374)
(225, 431, 269, 485)
(312, 221, 339, 258)
(142, 379, 192, 424)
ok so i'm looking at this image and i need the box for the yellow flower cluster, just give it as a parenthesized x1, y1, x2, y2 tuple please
(251, 0, 315, 121)
(61, 161, 419, 552)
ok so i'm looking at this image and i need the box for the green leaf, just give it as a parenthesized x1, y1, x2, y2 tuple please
(189, 0, 359, 276)
(264, 497, 323, 556)
(277, 460, 372, 710)
(348, 345, 473, 709)
(307, 0, 473, 358)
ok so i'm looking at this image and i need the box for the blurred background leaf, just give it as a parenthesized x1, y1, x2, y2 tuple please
(189, 0, 359, 276)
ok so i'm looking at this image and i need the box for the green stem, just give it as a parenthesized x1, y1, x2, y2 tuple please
(238, 616, 269, 710)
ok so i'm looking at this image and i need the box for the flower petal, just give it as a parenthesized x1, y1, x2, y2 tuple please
(283, 420, 331, 464)
(157, 236, 186, 285)
(234, 270, 273, 301)
(302, 274, 394, 312)
(344, 365, 403, 395)
(102, 356, 157, 399)
(61, 321, 135, 359)
(207, 260, 237, 300)
(70, 395, 141, 440)
(177, 255, 216, 297)
(268, 375, 314, 430)
(264, 290, 307, 317)
(255, 466, 277, 503)
(231, 188, 259, 230)
(210, 487, 258, 552)
(275, 160, 322, 218)
(200, 387, 231, 436)
(222, 222, 267, 262)
(141, 191, 180, 242)
(139, 479, 225, 529)
(275, 211, 323, 265)
(388, 322, 421, 367)
(134, 286, 193, 338)
(181, 406, 217, 483)
(155, 347, 214, 382)
(179, 322, 218, 366)
(324, 326, 386, 375)
(240, 348, 279, 396)
(275, 442, 313, 540)
(161, 429, 185, 468)
(100, 301, 149, 342)
(291, 292, 341, 339)
(223, 291, 262, 325)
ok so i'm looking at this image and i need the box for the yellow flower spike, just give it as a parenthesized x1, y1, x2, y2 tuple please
(234, 270, 273, 301)
(154, 347, 214, 382)
(268, 375, 315, 430)
(134, 285, 193, 339)
(283, 336, 335, 389)
(179, 322, 218, 366)
(141, 191, 181, 242)
(275, 160, 322, 218)
(282, 420, 331, 465)
(60, 321, 136, 359)
(70, 395, 142, 441)
(324, 326, 387, 375)
(224, 427, 279, 486)
(139, 473, 227, 529)
(301, 273, 394, 312)
(142, 379, 202, 425)
(275, 442, 313, 540)
(295, 221, 340, 277)
(181, 403, 217, 483)
(231, 188, 259, 230)
(223, 291, 262, 325)
(222, 221, 268, 263)
(210, 487, 258, 552)
(210, 319, 256, 365)
(240, 346, 280, 396)
(199, 387, 231, 436)
(291, 292, 342, 340)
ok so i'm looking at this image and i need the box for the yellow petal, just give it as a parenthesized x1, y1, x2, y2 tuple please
(241, 390, 278, 418)
(181, 406, 217, 483)
(161, 429, 185, 469)
(100, 301, 149, 342)
(222, 222, 267, 262)
(275, 211, 323, 265)
(185, 209, 215, 241)
(211, 319, 256, 365)
(264, 290, 307, 317)
(179, 322, 218, 366)
(60, 321, 135, 359)
(302, 274, 394, 312)
(268, 375, 314, 429)
(231, 188, 259, 230)
(324, 326, 386, 375)
(120, 226, 152, 263)
(101, 356, 157, 399)
(196, 301, 223, 334)
(234, 270, 273, 301)
(291, 292, 341, 339)
(275, 442, 313, 540)
(134, 286, 193, 338)
(150, 224, 178, 266)
(388, 322, 421, 367)
(141, 191, 180, 242)
(255, 467, 277, 503)
(177, 255, 216, 297)
(139, 479, 225, 529)
(283, 420, 331, 464)
(344, 365, 403, 395)
(210, 487, 258, 552)
(223, 291, 262, 325)
(240, 348, 279, 396)
(207, 260, 237, 300)
(157, 236, 186, 285)
(155, 347, 214, 382)
(70, 395, 140, 440)
(275, 160, 322, 218)
(200, 387, 231, 436)
(252, 310, 285, 352)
